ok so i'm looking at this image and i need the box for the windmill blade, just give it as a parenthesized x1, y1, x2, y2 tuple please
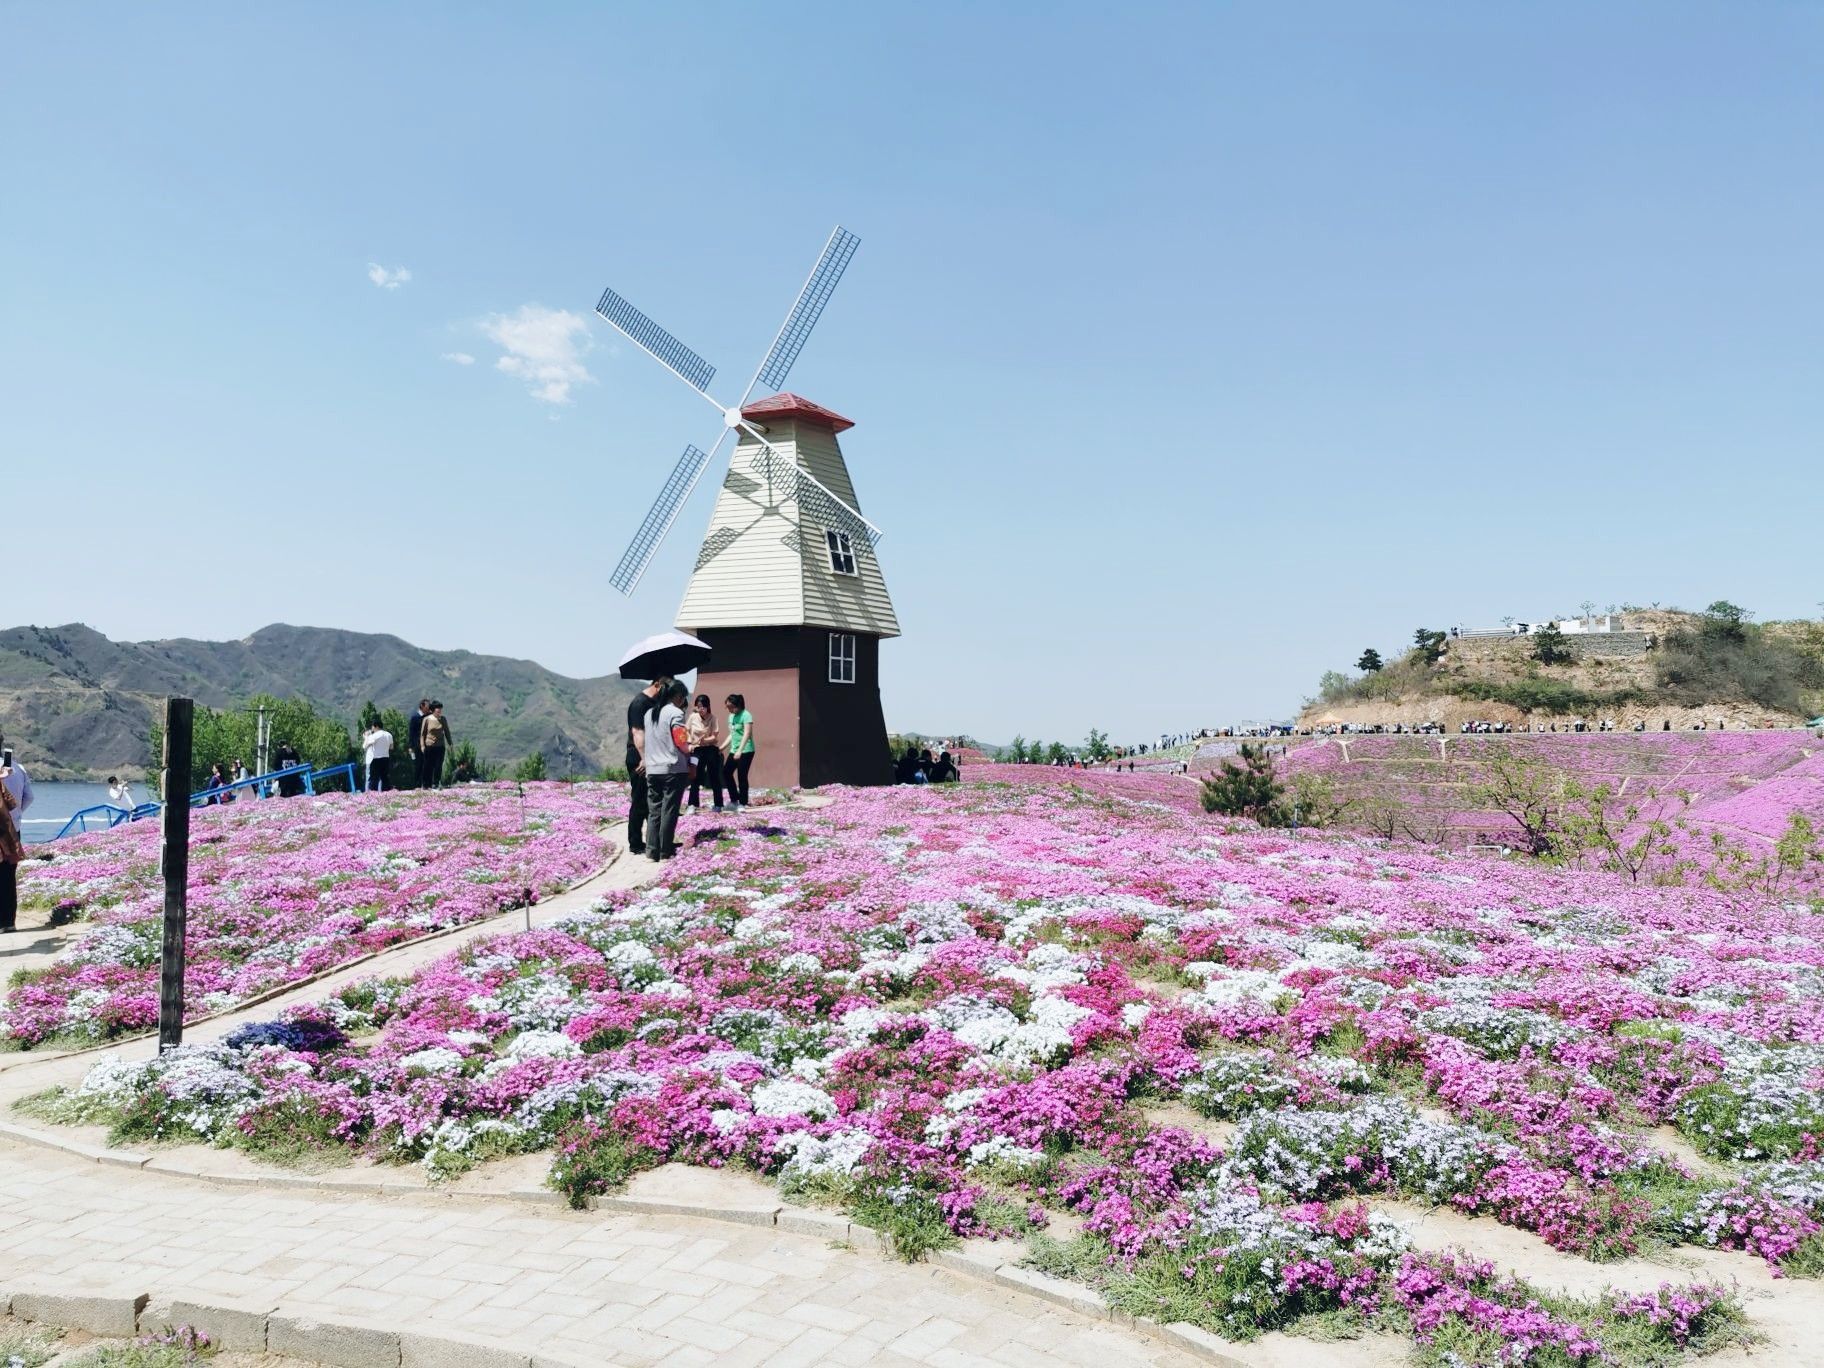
(746, 436, 882, 550)
(609, 433, 728, 595)
(746, 226, 860, 399)
(595, 286, 718, 394)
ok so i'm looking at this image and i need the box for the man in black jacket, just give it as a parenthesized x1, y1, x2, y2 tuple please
(408, 698, 430, 788)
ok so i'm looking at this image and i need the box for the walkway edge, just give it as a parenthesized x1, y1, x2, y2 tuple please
(0, 1278, 563, 1367)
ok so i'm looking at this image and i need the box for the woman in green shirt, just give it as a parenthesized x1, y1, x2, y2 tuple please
(723, 693, 755, 809)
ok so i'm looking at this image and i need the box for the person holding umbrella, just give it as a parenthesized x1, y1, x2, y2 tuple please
(625, 674, 672, 857)
(617, 629, 712, 855)
(642, 680, 695, 861)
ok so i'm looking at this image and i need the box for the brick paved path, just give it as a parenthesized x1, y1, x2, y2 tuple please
(0, 1138, 1198, 1368)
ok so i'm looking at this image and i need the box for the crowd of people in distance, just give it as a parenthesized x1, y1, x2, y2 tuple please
(624, 677, 757, 863)
(895, 746, 958, 785)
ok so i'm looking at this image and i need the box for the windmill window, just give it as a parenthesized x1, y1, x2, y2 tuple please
(825, 528, 857, 576)
(828, 632, 857, 685)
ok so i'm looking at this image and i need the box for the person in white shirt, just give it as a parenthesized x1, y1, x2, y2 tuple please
(0, 735, 31, 932)
(640, 681, 696, 862)
(107, 775, 138, 810)
(362, 724, 395, 792)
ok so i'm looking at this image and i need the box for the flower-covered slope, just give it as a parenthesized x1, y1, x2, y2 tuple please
(44, 774, 1820, 1359)
(3, 783, 623, 1046)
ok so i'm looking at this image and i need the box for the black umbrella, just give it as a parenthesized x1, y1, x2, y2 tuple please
(618, 630, 711, 681)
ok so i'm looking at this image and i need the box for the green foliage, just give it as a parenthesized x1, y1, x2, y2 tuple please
(848, 1182, 960, 1261)
(148, 693, 353, 791)
(1413, 627, 1447, 666)
(547, 1121, 663, 1208)
(1004, 735, 1029, 764)
(448, 739, 492, 783)
(1448, 675, 1630, 715)
(513, 751, 549, 782)
(1531, 621, 1572, 665)
(1701, 599, 1751, 641)
(1200, 744, 1289, 825)
(1083, 728, 1112, 762)
(0, 1323, 61, 1368)
(65, 1327, 216, 1367)
(1656, 614, 1823, 714)
(1355, 648, 1383, 672)
(1043, 740, 1069, 765)
(1462, 750, 1568, 856)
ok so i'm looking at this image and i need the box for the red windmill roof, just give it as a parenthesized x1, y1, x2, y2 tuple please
(741, 392, 854, 434)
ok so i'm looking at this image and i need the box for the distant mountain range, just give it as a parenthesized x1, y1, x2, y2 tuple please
(0, 623, 643, 779)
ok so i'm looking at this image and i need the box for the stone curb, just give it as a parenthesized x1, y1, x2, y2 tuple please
(1, 1279, 543, 1368)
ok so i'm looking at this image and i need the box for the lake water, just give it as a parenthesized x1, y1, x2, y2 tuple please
(16, 779, 153, 844)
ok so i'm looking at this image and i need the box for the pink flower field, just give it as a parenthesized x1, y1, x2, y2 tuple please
(1284, 732, 1824, 874)
(37, 770, 1824, 1359)
(3, 783, 624, 1046)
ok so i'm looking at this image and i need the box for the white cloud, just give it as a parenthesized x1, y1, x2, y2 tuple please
(367, 263, 412, 290)
(482, 305, 594, 404)
(440, 351, 476, 366)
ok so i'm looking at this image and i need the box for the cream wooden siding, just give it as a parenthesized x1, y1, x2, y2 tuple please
(673, 416, 900, 638)
(793, 422, 901, 638)
(674, 427, 806, 629)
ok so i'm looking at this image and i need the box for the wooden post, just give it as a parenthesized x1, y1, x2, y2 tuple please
(157, 697, 193, 1052)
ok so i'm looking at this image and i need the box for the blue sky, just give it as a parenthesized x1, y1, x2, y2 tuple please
(4, 3, 1820, 746)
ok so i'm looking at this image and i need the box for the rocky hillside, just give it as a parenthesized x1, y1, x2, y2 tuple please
(1301, 607, 1824, 732)
(0, 623, 642, 779)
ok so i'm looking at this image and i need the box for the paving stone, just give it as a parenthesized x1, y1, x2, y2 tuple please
(401, 1329, 531, 1368)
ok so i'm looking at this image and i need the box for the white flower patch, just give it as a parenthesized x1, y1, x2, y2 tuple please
(641, 980, 692, 999)
(899, 901, 977, 945)
(514, 1072, 660, 1130)
(1190, 968, 1297, 1013)
(778, 952, 824, 974)
(855, 948, 930, 984)
(61, 988, 111, 1032)
(503, 1030, 581, 1062)
(1122, 1002, 1154, 1030)
(605, 941, 656, 970)
(750, 1078, 838, 1120)
(778, 1128, 873, 1178)
(1293, 940, 1384, 973)
(837, 1007, 897, 1042)
(966, 1135, 1046, 1170)
(400, 1047, 465, 1075)
(75, 1054, 153, 1103)
(732, 918, 789, 947)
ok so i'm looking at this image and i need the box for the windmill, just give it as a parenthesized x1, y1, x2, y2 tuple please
(594, 226, 899, 790)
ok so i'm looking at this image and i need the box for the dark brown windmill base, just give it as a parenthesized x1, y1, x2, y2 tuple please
(685, 626, 892, 792)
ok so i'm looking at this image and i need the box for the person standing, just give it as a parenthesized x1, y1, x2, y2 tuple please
(274, 740, 305, 798)
(0, 737, 31, 932)
(232, 758, 253, 798)
(408, 699, 430, 788)
(642, 680, 694, 861)
(685, 694, 724, 813)
(723, 693, 755, 810)
(206, 762, 230, 804)
(419, 702, 450, 790)
(625, 675, 672, 857)
(362, 721, 394, 792)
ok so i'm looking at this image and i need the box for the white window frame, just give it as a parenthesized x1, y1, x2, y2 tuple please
(828, 632, 857, 685)
(825, 527, 857, 576)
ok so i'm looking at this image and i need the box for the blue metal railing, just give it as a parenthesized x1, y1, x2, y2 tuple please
(51, 762, 366, 840)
